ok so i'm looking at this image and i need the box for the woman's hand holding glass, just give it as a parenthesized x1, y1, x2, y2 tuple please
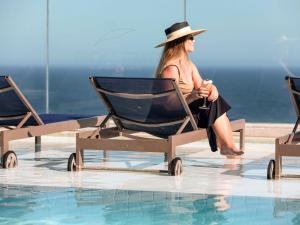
(207, 84, 219, 102)
(198, 80, 213, 109)
(196, 86, 209, 98)
(188, 80, 217, 104)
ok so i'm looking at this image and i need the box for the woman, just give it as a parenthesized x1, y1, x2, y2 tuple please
(155, 21, 243, 156)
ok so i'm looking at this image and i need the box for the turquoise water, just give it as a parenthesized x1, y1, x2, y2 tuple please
(0, 185, 299, 225)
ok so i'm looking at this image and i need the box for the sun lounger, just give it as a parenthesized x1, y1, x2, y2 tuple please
(69, 76, 245, 175)
(267, 76, 300, 179)
(0, 75, 104, 168)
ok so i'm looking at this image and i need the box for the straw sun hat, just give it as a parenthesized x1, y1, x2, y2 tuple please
(155, 21, 207, 48)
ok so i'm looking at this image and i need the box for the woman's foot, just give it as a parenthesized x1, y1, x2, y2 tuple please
(220, 148, 244, 156)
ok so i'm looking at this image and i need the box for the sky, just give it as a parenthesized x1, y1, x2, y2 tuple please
(0, 0, 299, 68)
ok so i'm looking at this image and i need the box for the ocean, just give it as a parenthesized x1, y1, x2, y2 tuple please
(0, 65, 299, 123)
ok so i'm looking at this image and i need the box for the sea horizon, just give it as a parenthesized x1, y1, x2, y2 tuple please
(1, 65, 299, 123)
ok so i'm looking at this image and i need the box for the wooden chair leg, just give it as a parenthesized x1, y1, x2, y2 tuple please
(35, 136, 41, 152)
(167, 139, 175, 172)
(103, 150, 108, 161)
(275, 150, 281, 179)
(164, 153, 168, 162)
(76, 135, 84, 171)
(240, 128, 245, 151)
(76, 149, 84, 171)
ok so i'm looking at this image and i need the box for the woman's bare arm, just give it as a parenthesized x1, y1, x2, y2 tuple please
(191, 62, 203, 89)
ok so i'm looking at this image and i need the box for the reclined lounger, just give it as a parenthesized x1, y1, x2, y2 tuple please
(0, 75, 104, 168)
(268, 76, 300, 179)
(69, 76, 245, 175)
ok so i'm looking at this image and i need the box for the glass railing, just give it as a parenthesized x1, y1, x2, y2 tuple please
(0, 1, 46, 112)
(0, 0, 299, 122)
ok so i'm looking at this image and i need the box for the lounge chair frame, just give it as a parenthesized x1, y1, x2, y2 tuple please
(270, 76, 300, 179)
(73, 76, 245, 175)
(0, 75, 104, 168)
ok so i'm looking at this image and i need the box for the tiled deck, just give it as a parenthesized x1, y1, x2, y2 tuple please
(1, 126, 300, 199)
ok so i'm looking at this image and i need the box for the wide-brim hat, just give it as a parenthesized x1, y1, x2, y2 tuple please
(155, 21, 207, 48)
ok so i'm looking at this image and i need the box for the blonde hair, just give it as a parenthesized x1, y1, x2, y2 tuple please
(155, 36, 188, 78)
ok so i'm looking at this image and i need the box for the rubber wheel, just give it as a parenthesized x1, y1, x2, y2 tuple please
(67, 153, 76, 171)
(3, 151, 18, 168)
(170, 157, 183, 176)
(267, 159, 275, 180)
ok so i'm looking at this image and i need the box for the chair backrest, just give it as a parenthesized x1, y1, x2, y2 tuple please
(0, 75, 43, 127)
(90, 76, 198, 137)
(286, 76, 300, 118)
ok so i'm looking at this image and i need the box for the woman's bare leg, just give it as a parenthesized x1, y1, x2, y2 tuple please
(213, 113, 235, 149)
(212, 113, 243, 155)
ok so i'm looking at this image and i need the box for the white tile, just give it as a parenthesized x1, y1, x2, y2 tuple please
(1, 135, 300, 199)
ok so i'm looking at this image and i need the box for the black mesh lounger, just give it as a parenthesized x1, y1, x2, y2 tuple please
(268, 76, 300, 179)
(70, 76, 245, 175)
(0, 75, 105, 168)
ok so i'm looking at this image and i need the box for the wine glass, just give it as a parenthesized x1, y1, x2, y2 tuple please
(199, 79, 213, 109)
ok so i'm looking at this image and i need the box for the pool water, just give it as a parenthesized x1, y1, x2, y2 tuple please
(0, 185, 299, 225)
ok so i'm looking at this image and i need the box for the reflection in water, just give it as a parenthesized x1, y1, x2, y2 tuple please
(274, 198, 300, 225)
(191, 196, 227, 224)
(223, 158, 243, 171)
(214, 196, 230, 212)
(0, 185, 300, 225)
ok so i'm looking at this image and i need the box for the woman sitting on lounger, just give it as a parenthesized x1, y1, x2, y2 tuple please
(155, 21, 243, 157)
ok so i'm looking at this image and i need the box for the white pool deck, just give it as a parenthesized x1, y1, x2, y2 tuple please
(1, 123, 300, 200)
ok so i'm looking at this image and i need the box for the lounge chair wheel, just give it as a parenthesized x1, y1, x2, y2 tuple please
(67, 153, 77, 171)
(170, 157, 183, 176)
(3, 151, 18, 168)
(267, 159, 275, 180)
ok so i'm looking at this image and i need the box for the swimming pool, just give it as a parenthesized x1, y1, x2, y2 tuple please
(0, 184, 299, 225)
